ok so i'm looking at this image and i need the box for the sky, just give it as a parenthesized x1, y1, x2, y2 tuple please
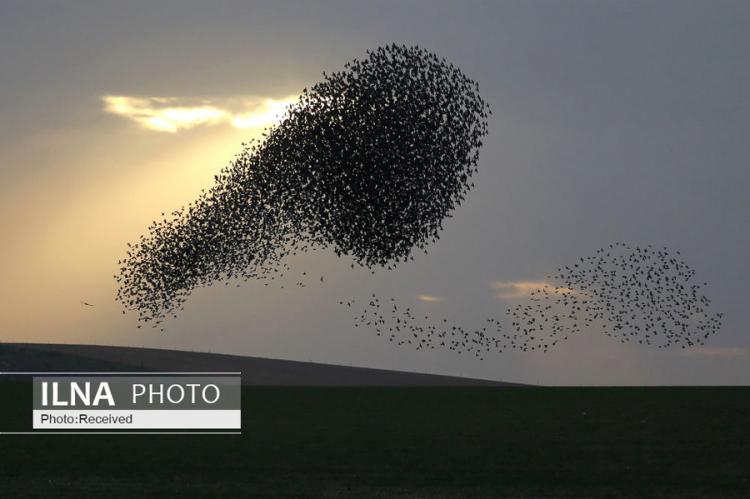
(1, 0, 748, 385)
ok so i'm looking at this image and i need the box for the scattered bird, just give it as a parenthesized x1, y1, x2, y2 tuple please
(80, 300, 95, 307)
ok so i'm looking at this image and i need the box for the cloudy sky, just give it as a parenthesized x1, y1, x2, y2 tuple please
(1, 0, 748, 385)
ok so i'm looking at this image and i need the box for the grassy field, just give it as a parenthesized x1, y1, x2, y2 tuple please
(1, 382, 749, 498)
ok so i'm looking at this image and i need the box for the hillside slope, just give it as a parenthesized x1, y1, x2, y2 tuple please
(0, 343, 522, 386)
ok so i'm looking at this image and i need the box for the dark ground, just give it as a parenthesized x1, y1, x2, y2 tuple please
(1, 380, 748, 498)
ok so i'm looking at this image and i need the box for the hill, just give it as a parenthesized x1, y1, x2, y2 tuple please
(0, 343, 520, 386)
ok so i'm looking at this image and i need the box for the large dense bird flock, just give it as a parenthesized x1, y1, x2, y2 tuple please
(351, 242, 723, 357)
(115, 46, 722, 356)
(115, 45, 490, 326)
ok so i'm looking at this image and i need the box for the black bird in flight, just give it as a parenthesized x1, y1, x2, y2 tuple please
(348, 242, 722, 358)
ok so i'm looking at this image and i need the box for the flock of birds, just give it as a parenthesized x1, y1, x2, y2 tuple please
(349, 242, 723, 358)
(115, 44, 490, 327)
(114, 45, 722, 356)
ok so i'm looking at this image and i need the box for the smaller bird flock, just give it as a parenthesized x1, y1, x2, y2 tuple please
(348, 243, 723, 357)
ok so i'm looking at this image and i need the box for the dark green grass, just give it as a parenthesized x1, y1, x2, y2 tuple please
(1, 382, 749, 498)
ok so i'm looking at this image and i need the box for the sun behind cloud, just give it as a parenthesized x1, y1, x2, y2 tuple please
(490, 280, 574, 300)
(231, 98, 298, 129)
(102, 95, 298, 132)
(416, 294, 443, 303)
